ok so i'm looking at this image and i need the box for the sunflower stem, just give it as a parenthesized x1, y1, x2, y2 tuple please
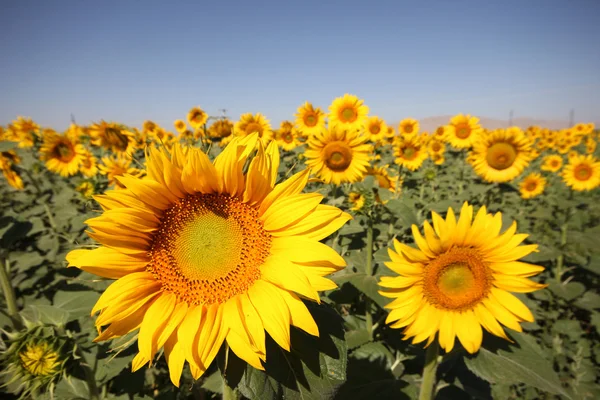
(0, 257, 23, 330)
(222, 375, 238, 400)
(365, 214, 374, 339)
(555, 218, 569, 283)
(418, 342, 440, 400)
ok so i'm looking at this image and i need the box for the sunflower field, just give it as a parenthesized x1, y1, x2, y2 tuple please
(0, 95, 599, 400)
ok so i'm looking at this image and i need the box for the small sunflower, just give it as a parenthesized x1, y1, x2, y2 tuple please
(348, 192, 366, 211)
(585, 137, 597, 154)
(12, 117, 40, 147)
(67, 135, 350, 386)
(433, 125, 448, 142)
(76, 181, 95, 198)
(398, 118, 419, 137)
(519, 173, 546, 199)
(428, 139, 446, 157)
(366, 165, 398, 192)
(328, 94, 369, 131)
(174, 120, 187, 134)
(379, 202, 546, 353)
(40, 132, 85, 177)
(275, 125, 302, 151)
(365, 117, 388, 142)
(393, 135, 428, 171)
(295, 102, 326, 137)
(2, 168, 24, 190)
(89, 121, 137, 156)
(207, 119, 235, 144)
(447, 114, 482, 149)
(562, 154, 600, 191)
(469, 128, 533, 182)
(234, 113, 273, 141)
(98, 155, 143, 188)
(187, 107, 209, 129)
(304, 127, 372, 184)
(431, 153, 445, 165)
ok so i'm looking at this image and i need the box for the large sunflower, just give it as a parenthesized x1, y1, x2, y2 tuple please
(304, 127, 372, 184)
(234, 113, 273, 141)
(66, 135, 350, 386)
(393, 135, 428, 171)
(379, 202, 545, 353)
(40, 132, 85, 177)
(328, 94, 369, 131)
(469, 128, 533, 182)
(295, 102, 326, 137)
(519, 173, 546, 199)
(562, 154, 600, 191)
(447, 114, 482, 149)
(89, 121, 137, 156)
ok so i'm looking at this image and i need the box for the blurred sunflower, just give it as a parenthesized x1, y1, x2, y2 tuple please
(469, 128, 532, 182)
(393, 135, 428, 171)
(234, 113, 273, 141)
(431, 153, 445, 165)
(519, 173, 546, 199)
(366, 165, 398, 191)
(174, 120, 187, 134)
(433, 125, 448, 142)
(379, 202, 545, 353)
(398, 118, 419, 137)
(585, 137, 597, 154)
(40, 132, 85, 177)
(187, 107, 208, 129)
(348, 192, 366, 211)
(76, 181, 95, 198)
(143, 120, 158, 134)
(428, 139, 446, 157)
(89, 121, 137, 156)
(12, 116, 40, 147)
(207, 119, 234, 144)
(275, 125, 301, 151)
(365, 117, 388, 142)
(98, 155, 143, 188)
(562, 154, 600, 191)
(67, 135, 350, 386)
(328, 94, 369, 131)
(304, 127, 372, 184)
(447, 114, 482, 149)
(295, 102, 326, 137)
(2, 168, 24, 190)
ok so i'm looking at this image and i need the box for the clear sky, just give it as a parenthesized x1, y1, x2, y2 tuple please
(1, 0, 599, 131)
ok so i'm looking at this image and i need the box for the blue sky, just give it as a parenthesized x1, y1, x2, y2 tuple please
(1, 0, 599, 130)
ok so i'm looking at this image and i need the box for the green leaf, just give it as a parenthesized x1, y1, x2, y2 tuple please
(22, 304, 70, 326)
(464, 332, 571, 398)
(54, 376, 89, 400)
(574, 291, 600, 310)
(0, 141, 17, 151)
(385, 199, 418, 227)
(53, 290, 99, 321)
(548, 281, 586, 302)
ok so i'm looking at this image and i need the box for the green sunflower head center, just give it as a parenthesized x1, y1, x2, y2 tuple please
(438, 263, 475, 296)
(340, 107, 358, 123)
(324, 141, 353, 171)
(486, 142, 518, 170)
(283, 133, 294, 143)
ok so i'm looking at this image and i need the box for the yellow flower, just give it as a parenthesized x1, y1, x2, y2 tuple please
(234, 113, 273, 141)
(40, 132, 86, 177)
(304, 127, 372, 184)
(379, 202, 545, 353)
(585, 137, 597, 154)
(398, 118, 419, 137)
(393, 135, 428, 171)
(98, 155, 143, 188)
(79, 150, 98, 177)
(562, 154, 600, 191)
(328, 94, 369, 131)
(519, 173, 546, 199)
(187, 107, 208, 129)
(447, 114, 482, 149)
(19, 342, 61, 377)
(12, 117, 40, 147)
(295, 102, 326, 137)
(2, 168, 24, 190)
(433, 125, 448, 142)
(66, 135, 350, 386)
(76, 181, 95, 198)
(174, 120, 187, 134)
(275, 125, 301, 151)
(469, 127, 532, 182)
(365, 117, 388, 142)
(207, 119, 235, 144)
(428, 139, 446, 156)
(431, 153, 445, 165)
(540, 154, 562, 172)
(89, 121, 137, 156)
(0, 150, 21, 171)
(366, 165, 398, 192)
(348, 192, 366, 211)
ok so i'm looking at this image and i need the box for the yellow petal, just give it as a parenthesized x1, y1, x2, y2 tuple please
(248, 280, 291, 351)
(259, 169, 310, 216)
(279, 290, 319, 337)
(271, 236, 345, 267)
(261, 254, 320, 302)
(262, 193, 324, 232)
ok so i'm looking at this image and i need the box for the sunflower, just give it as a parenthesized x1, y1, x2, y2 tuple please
(234, 113, 273, 141)
(187, 107, 208, 129)
(207, 119, 235, 144)
(12, 117, 40, 147)
(447, 114, 482, 149)
(393, 135, 428, 171)
(89, 121, 137, 156)
(398, 118, 419, 137)
(431, 153, 445, 165)
(365, 117, 388, 142)
(328, 94, 369, 131)
(66, 134, 350, 386)
(295, 102, 326, 137)
(79, 150, 98, 177)
(275, 125, 302, 151)
(379, 202, 545, 353)
(433, 125, 448, 142)
(40, 132, 85, 177)
(585, 137, 597, 154)
(304, 127, 372, 184)
(366, 165, 398, 192)
(348, 192, 366, 211)
(469, 128, 533, 183)
(562, 154, 600, 191)
(98, 155, 143, 188)
(519, 173, 546, 199)
(76, 181, 95, 198)
(0, 150, 21, 171)
(2, 168, 24, 190)
(174, 120, 187, 134)
(428, 139, 446, 157)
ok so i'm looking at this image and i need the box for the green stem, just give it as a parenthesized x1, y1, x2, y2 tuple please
(0, 257, 23, 329)
(555, 220, 569, 283)
(418, 342, 440, 400)
(221, 344, 238, 400)
(365, 215, 374, 340)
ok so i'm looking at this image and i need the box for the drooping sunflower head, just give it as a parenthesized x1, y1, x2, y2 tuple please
(365, 116, 388, 142)
(328, 94, 369, 131)
(295, 101, 326, 137)
(447, 114, 482, 149)
(379, 202, 546, 354)
(174, 120, 187, 134)
(304, 127, 372, 184)
(519, 172, 546, 199)
(393, 135, 428, 171)
(187, 106, 208, 129)
(207, 119, 234, 143)
(562, 154, 600, 191)
(39, 132, 85, 177)
(540, 155, 563, 173)
(234, 113, 273, 141)
(89, 121, 136, 156)
(365, 165, 399, 192)
(67, 135, 351, 386)
(398, 118, 419, 137)
(469, 127, 533, 183)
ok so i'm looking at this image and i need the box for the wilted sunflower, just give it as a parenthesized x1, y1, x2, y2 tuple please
(39, 132, 85, 177)
(379, 202, 546, 353)
(89, 121, 137, 156)
(398, 118, 419, 137)
(393, 135, 428, 171)
(328, 94, 369, 131)
(519, 173, 546, 199)
(67, 134, 350, 386)
(365, 117, 388, 142)
(540, 155, 563, 173)
(469, 128, 532, 183)
(174, 120, 187, 134)
(562, 154, 600, 191)
(234, 113, 273, 141)
(295, 102, 326, 137)
(187, 107, 208, 129)
(304, 127, 372, 184)
(447, 114, 482, 149)
(98, 155, 143, 188)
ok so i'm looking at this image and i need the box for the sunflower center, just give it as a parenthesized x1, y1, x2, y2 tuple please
(105, 128, 129, 151)
(340, 107, 358, 123)
(486, 142, 517, 170)
(423, 247, 491, 311)
(432, 142, 441, 152)
(525, 181, 537, 191)
(323, 141, 353, 171)
(574, 164, 592, 181)
(283, 133, 294, 143)
(370, 124, 381, 134)
(245, 122, 264, 135)
(147, 194, 270, 305)
(404, 124, 414, 134)
(402, 146, 417, 160)
(455, 124, 471, 139)
(436, 127, 444, 136)
(54, 142, 75, 162)
(304, 114, 318, 127)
